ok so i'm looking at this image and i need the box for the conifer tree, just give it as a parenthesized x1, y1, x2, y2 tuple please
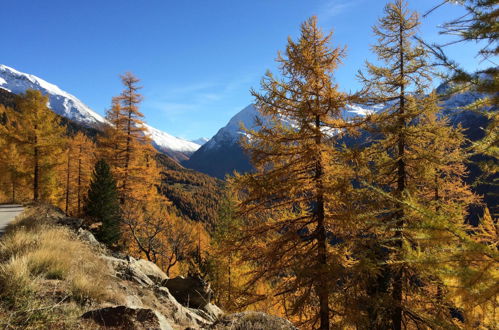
(232, 17, 358, 329)
(358, 1, 480, 327)
(0, 90, 66, 202)
(0, 106, 28, 203)
(64, 132, 96, 216)
(423, 0, 498, 218)
(85, 159, 121, 246)
(98, 73, 175, 264)
(116, 73, 149, 201)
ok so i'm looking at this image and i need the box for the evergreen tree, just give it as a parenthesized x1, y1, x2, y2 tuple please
(64, 132, 96, 216)
(85, 159, 121, 246)
(422, 0, 498, 218)
(232, 17, 358, 329)
(358, 1, 480, 327)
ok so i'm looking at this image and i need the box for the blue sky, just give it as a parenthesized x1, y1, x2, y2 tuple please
(0, 0, 490, 140)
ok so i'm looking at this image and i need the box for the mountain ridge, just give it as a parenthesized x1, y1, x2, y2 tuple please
(0, 64, 200, 161)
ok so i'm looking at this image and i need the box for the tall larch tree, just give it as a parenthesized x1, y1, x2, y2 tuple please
(423, 0, 498, 218)
(0, 90, 66, 202)
(99, 73, 174, 268)
(0, 105, 28, 203)
(358, 1, 481, 328)
(357, 1, 431, 327)
(116, 72, 150, 202)
(99, 97, 127, 170)
(232, 17, 359, 329)
(64, 131, 96, 216)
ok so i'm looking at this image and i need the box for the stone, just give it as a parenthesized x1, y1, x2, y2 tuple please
(154, 286, 210, 327)
(162, 275, 213, 309)
(100, 255, 154, 287)
(77, 228, 100, 246)
(203, 303, 223, 320)
(131, 258, 168, 284)
(81, 306, 172, 330)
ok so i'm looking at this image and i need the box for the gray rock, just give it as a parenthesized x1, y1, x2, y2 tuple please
(131, 258, 168, 284)
(155, 286, 211, 327)
(203, 303, 223, 320)
(162, 275, 212, 309)
(77, 228, 100, 246)
(81, 306, 172, 330)
(101, 255, 154, 286)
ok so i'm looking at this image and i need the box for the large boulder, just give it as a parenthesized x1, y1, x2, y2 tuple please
(154, 286, 211, 327)
(101, 255, 154, 286)
(131, 258, 168, 284)
(162, 275, 213, 309)
(81, 306, 173, 330)
(210, 311, 297, 330)
(101, 255, 169, 287)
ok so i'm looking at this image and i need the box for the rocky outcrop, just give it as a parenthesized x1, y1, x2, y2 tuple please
(162, 275, 213, 309)
(19, 203, 294, 329)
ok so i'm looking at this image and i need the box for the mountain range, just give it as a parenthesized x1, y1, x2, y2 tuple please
(0, 64, 491, 181)
(0, 64, 201, 162)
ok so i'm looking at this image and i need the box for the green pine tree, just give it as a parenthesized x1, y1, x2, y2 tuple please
(85, 159, 121, 246)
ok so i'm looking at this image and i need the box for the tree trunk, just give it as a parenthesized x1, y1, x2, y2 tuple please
(33, 133, 39, 201)
(392, 21, 406, 330)
(122, 108, 132, 203)
(315, 114, 329, 330)
(65, 150, 71, 215)
(77, 145, 82, 215)
(11, 180, 15, 204)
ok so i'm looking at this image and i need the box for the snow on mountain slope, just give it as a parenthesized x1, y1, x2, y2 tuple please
(202, 102, 381, 151)
(145, 124, 200, 153)
(0, 64, 106, 127)
(184, 88, 488, 178)
(0, 64, 201, 160)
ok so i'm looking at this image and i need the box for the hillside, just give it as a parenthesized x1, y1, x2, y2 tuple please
(0, 89, 224, 227)
(0, 204, 295, 329)
(156, 154, 224, 228)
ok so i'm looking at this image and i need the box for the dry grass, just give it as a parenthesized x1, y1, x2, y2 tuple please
(0, 204, 116, 328)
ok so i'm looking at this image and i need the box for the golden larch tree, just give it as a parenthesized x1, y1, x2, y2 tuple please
(232, 17, 360, 329)
(0, 90, 66, 202)
(358, 1, 482, 327)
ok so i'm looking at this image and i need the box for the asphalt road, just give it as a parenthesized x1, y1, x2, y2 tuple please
(0, 204, 23, 235)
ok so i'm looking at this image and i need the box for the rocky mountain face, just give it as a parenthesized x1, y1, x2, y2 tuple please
(182, 104, 259, 179)
(0, 64, 201, 162)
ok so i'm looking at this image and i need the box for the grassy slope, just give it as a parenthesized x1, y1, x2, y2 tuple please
(0, 204, 118, 328)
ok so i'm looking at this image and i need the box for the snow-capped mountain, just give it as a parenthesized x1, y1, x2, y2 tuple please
(183, 104, 260, 178)
(0, 64, 201, 161)
(0, 64, 106, 127)
(145, 124, 201, 161)
(184, 89, 490, 178)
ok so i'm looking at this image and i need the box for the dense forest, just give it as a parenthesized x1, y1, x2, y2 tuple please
(0, 0, 497, 329)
